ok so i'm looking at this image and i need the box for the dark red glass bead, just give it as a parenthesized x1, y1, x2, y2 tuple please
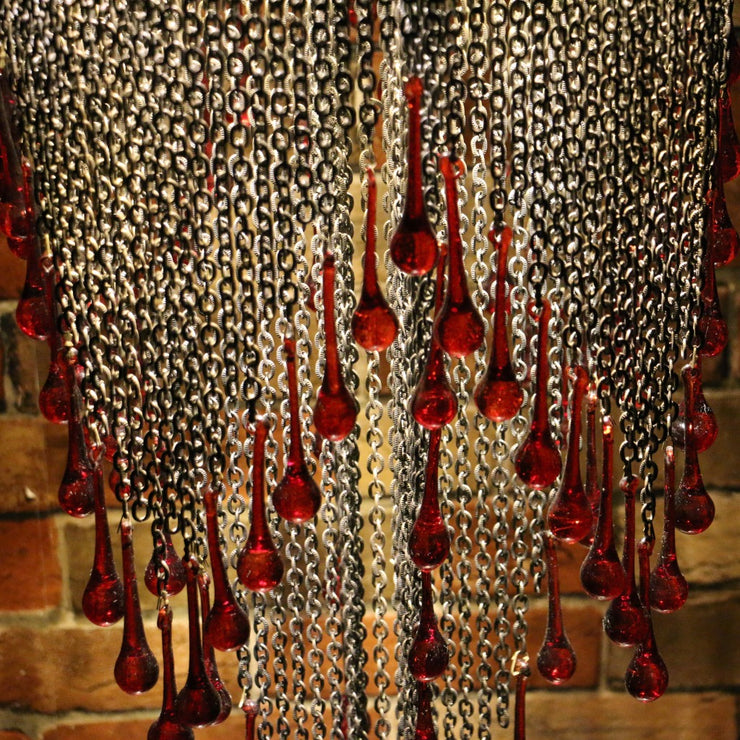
(148, 605, 195, 740)
(548, 367, 593, 543)
(237, 418, 285, 593)
(352, 167, 399, 352)
(273, 337, 321, 523)
(408, 571, 448, 682)
(203, 488, 250, 651)
(312, 254, 359, 442)
(603, 475, 649, 647)
(389, 77, 438, 276)
(410, 244, 457, 430)
(408, 428, 450, 571)
(580, 417, 626, 600)
(58, 364, 95, 518)
(717, 86, 740, 183)
(15, 246, 52, 341)
(707, 176, 739, 266)
(698, 251, 728, 358)
(514, 301, 562, 489)
(579, 388, 600, 546)
(728, 30, 740, 88)
(176, 557, 222, 728)
(39, 332, 70, 424)
(625, 541, 669, 702)
(243, 699, 259, 740)
(513, 658, 530, 740)
(650, 445, 689, 613)
(670, 362, 718, 453)
(82, 466, 124, 626)
(115, 519, 159, 695)
(434, 156, 486, 358)
(413, 681, 437, 740)
(537, 533, 576, 685)
(145, 528, 187, 597)
(474, 225, 522, 422)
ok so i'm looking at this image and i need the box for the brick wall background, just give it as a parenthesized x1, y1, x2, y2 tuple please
(2, 70, 740, 740)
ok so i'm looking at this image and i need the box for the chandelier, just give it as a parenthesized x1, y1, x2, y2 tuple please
(0, 0, 735, 737)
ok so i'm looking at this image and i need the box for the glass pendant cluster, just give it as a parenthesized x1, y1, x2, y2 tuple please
(0, 0, 735, 738)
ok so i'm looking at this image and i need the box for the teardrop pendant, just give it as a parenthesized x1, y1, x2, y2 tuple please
(580, 417, 626, 599)
(198, 572, 232, 724)
(717, 86, 740, 183)
(408, 571, 449, 682)
(312, 253, 359, 442)
(389, 77, 438, 276)
(513, 654, 530, 740)
(148, 605, 195, 740)
(675, 371, 715, 535)
(707, 173, 739, 266)
(273, 336, 321, 523)
(408, 428, 450, 571)
(547, 367, 593, 543)
(603, 475, 649, 647)
(39, 331, 70, 424)
(82, 466, 124, 626)
(175, 556, 222, 728)
(351, 167, 399, 352)
(114, 518, 159, 694)
(58, 362, 96, 518)
(203, 488, 250, 651)
(243, 699, 259, 740)
(15, 245, 52, 341)
(579, 387, 600, 546)
(536, 532, 576, 685)
(144, 528, 187, 597)
(474, 224, 523, 422)
(237, 418, 285, 593)
(649, 445, 689, 613)
(410, 244, 457, 430)
(697, 249, 728, 358)
(513, 300, 561, 490)
(625, 541, 669, 701)
(434, 156, 485, 358)
(412, 681, 437, 740)
(670, 362, 718, 453)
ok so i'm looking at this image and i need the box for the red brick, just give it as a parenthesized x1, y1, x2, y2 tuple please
(0, 416, 67, 514)
(0, 515, 62, 610)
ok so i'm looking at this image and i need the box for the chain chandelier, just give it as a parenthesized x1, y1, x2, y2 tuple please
(0, 0, 736, 737)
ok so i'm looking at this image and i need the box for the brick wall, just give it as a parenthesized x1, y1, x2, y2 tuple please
(2, 162, 740, 740)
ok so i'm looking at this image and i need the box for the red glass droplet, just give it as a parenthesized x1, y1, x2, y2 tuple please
(603, 475, 649, 647)
(408, 571, 449, 682)
(698, 251, 728, 358)
(312, 253, 359, 442)
(410, 245, 457, 430)
(39, 331, 70, 423)
(176, 557, 222, 728)
(352, 167, 399, 352)
(273, 337, 321, 523)
(717, 86, 740, 183)
(675, 373, 715, 534)
(729, 30, 740, 88)
(547, 367, 593, 543)
(413, 681, 437, 740)
(389, 77, 438, 276)
(474, 225, 522, 422)
(706, 175, 739, 266)
(536, 533, 576, 685)
(513, 655, 530, 740)
(82, 466, 124, 626)
(114, 518, 159, 694)
(0, 72, 20, 207)
(148, 606, 195, 740)
(203, 488, 250, 651)
(514, 301, 562, 489)
(650, 445, 689, 613)
(197, 572, 232, 724)
(579, 388, 600, 546)
(625, 540, 669, 702)
(580, 417, 627, 599)
(145, 528, 187, 597)
(434, 156, 486, 358)
(237, 418, 285, 593)
(408, 428, 450, 571)
(243, 699, 259, 740)
(58, 364, 96, 518)
(15, 246, 53, 341)
(670, 362, 718, 453)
